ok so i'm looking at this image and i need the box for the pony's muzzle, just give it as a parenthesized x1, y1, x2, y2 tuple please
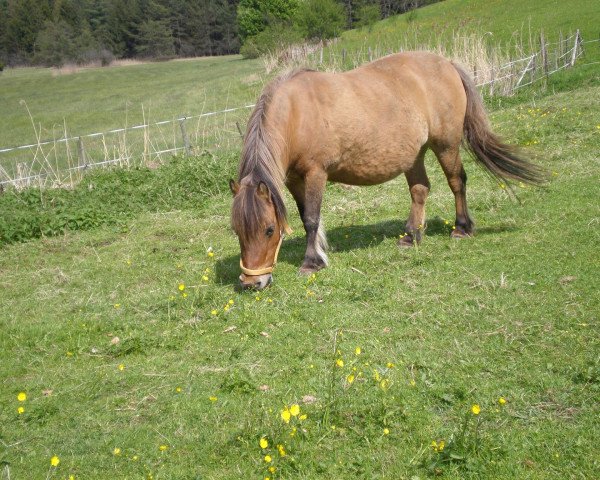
(239, 273, 272, 290)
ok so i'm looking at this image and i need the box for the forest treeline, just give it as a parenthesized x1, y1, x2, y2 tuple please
(0, 0, 440, 67)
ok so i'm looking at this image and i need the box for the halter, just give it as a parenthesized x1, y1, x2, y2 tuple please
(239, 231, 285, 276)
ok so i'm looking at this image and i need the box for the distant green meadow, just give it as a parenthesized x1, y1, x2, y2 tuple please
(1, 0, 600, 478)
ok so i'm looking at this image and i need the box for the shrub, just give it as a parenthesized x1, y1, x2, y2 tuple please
(0, 152, 238, 246)
(240, 22, 304, 59)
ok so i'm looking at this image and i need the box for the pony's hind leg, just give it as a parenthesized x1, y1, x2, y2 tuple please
(399, 155, 430, 247)
(287, 170, 329, 274)
(433, 145, 474, 237)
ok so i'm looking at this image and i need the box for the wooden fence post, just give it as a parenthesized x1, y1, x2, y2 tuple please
(570, 29, 581, 67)
(77, 137, 87, 168)
(540, 32, 548, 76)
(342, 48, 346, 64)
(179, 117, 191, 156)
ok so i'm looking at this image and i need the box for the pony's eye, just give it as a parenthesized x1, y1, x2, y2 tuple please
(265, 226, 275, 237)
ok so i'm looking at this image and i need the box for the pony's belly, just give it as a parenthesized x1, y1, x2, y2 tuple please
(326, 152, 414, 186)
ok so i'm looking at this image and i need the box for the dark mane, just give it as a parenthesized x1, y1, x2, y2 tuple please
(233, 69, 311, 241)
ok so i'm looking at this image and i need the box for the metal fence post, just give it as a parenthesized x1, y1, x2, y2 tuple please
(179, 117, 191, 156)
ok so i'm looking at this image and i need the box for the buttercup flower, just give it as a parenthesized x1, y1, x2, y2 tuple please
(281, 408, 291, 423)
(347, 374, 355, 384)
(50, 456, 60, 467)
(290, 404, 300, 416)
(113, 447, 121, 456)
(498, 397, 507, 405)
(383, 428, 390, 435)
(355, 347, 361, 355)
(260, 437, 268, 449)
(159, 445, 168, 451)
(471, 404, 481, 415)
(277, 444, 286, 457)
(17, 406, 25, 414)
(17, 392, 27, 402)
(264, 455, 272, 463)
(336, 359, 344, 368)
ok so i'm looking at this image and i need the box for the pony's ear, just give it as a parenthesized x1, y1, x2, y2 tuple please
(256, 181, 271, 202)
(229, 179, 240, 196)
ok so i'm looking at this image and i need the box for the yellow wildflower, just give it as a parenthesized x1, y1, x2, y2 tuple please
(410, 379, 416, 387)
(17, 392, 26, 402)
(373, 370, 381, 382)
(347, 374, 355, 384)
(438, 440, 445, 451)
(50, 456, 60, 467)
(380, 379, 390, 390)
(277, 444, 286, 457)
(182, 292, 188, 298)
(336, 359, 344, 368)
(211, 309, 217, 315)
(355, 347, 361, 355)
(499, 397, 507, 405)
(471, 404, 481, 415)
(383, 428, 390, 435)
(118, 364, 125, 371)
(299, 414, 307, 421)
(209, 396, 217, 402)
(281, 408, 291, 423)
(264, 455, 272, 463)
(176, 387, 182, 393)
(260, 437, 268, 449)
(132, 455, 139, 461)
(113, 447, 121, 456)
(290, 404, 300, 416)
(159, 445, 168, 451)
(269, 466, 276, 473)
(114, 303, 121, 309)
(17, 406, 25, 414)
(386, 362, 395, 368)
(202, 275, 209, 281)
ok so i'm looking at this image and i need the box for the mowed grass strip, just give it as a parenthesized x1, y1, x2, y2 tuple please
(1, 83, 598, 477)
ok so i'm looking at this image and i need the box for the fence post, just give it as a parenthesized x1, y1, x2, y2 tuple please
(342, 48, 346, 64)
(540, 32, 548, 76)
(319, 45, 323, 65)
(77, 137, 87, 168)
(179, 117, 191, 156)
(570, 29, 580, 67)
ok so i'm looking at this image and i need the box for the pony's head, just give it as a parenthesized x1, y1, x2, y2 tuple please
(230, 178, 290, 290)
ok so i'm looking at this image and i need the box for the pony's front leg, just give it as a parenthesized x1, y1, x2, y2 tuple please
(288, 170, 329, 275)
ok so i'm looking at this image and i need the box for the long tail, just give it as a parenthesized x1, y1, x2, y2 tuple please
(453, 63, 546, 185)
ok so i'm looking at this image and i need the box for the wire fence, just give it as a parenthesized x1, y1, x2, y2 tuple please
(1, 31, 594, 190)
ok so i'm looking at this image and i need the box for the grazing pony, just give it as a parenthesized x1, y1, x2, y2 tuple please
(230, 51, 543, 290)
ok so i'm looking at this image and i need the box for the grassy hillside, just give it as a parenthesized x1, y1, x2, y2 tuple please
(1, 2, 599, 478)
(2, 82, 599, 479)
(0, 56, 263, 149)
(335, 0, 599, 52)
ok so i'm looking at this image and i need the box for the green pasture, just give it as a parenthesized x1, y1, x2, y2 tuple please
(333, 0, 599, 54)
(1, 0, 600, 477)
(1, 79, 599, 478)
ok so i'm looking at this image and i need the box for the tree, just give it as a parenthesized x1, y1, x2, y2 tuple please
(136, 19, 175, 58)
(356, 3, 380, 31)
(237, 0, 299, 41)
(296, 0, 345, 41)
(34, 19, 75, 66)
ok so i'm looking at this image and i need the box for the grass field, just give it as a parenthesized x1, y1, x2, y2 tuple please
(1, 1, 600, 478)
(2, 82, 599, 479)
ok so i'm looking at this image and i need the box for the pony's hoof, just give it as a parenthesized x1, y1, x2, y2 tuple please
(299, 264, 324, 275)
(450, 229, 473, 239)
(398, 235, 416, 248)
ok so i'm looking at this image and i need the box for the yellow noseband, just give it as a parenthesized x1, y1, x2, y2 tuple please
(239, 231, 285, 276)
